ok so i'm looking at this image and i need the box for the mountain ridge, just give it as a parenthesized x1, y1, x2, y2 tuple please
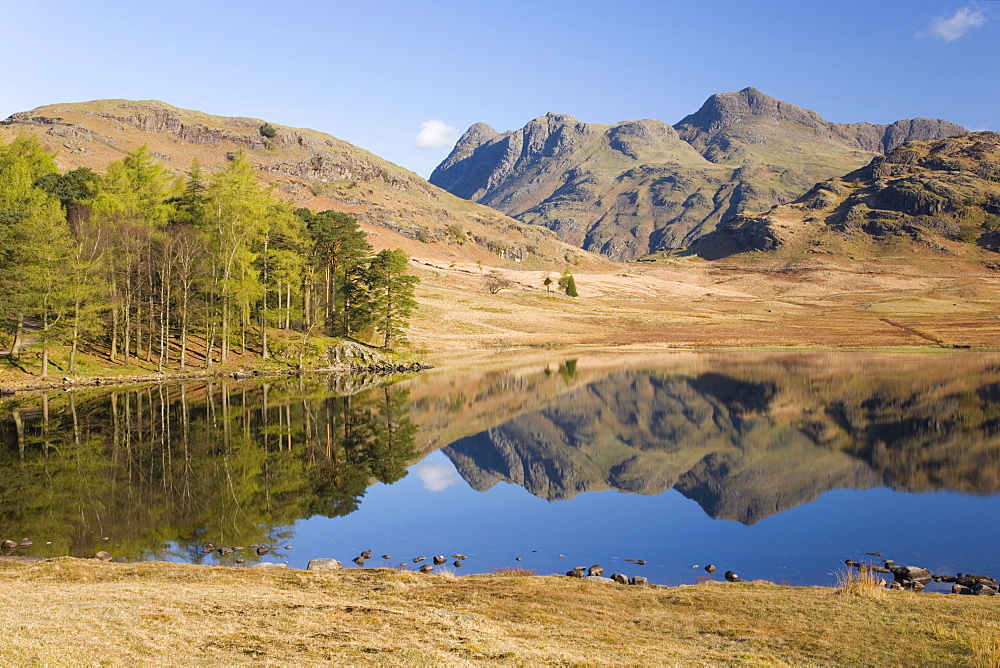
(430, 88, 966, 260)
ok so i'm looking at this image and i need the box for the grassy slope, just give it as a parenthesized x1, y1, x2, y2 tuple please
(0, 558, 997, 665)
(0, 99, 605, 270)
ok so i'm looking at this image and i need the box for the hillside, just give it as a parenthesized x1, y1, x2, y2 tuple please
(696, 131, 1000, 260)
(429, 88, 964, 260)
(0, 100, 605, 270)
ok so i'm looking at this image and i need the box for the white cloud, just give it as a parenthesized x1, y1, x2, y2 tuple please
(918, 6, 986, 42)
(414, 119, 459, 149)
(414, 462, 460, 492)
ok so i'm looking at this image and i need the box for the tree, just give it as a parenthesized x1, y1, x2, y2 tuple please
(202, 153, 271, 363)
(0, 136, 72, 367)
(301, 209, 371, 337)
(484, 271, 512, 294)
(543, 276, 553, 293)
(558, 268, 578, 297)
(364, 249, 418, 348)
(259, 123, 277, 139)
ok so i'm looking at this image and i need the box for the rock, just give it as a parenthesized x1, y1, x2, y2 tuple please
(433, 556, 447, 566)
(630, 576, 648, 586)
(352, 557, 365, 567)
(381, 555, 392, 560)
(412, 556, 426, 563)
(3, 539, 19, 549)
(705, 564, 716, 574)
(588, 564, 603, 577)
(973, 583, 999, 596)
(844, 559, 859, 567)
(307, 558, 342, 572)
(202, 544, 216, 553)
(611, 573, 629, 585)
(588, 576, 615, 584)
(952, 584, 973, 595)
(218, 547, 234, 556)
(634, 560, 646, 566)
(360, 550, 373, 559)
(933, 574, 956, 583)
(566, 569, 585, 578)
(233, 371, 251, 380)
(452, 554, 467, 560)
(898, 566, 933, 584)
(889, 581, 903, 591)
(419, 564, 433, 573)
(95, 551, 112, 561)
(0, 387, 16, 396)
(252, 562, 287, 569)
(18, 538, 32, 548)
(256, 546, 270, 556)
(725, 571, 740, 582)
(453, 560, 463, 568)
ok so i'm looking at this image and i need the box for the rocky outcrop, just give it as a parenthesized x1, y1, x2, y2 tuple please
(431, 88, 965, 259)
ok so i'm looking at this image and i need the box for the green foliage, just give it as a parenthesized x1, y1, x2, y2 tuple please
(34, 167, 99, 210)
(0, 138, 420, 379)
(259, 123, 278, 139)
(364, 249, 419, 347)
(985, 215, 1000, 232)
(558, 268, 578, 297)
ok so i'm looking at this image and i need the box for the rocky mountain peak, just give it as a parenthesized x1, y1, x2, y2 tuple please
(674, 87, 828, 143)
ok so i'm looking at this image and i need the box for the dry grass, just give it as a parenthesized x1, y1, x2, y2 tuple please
(1, 558, 999, 665)
(835, 567, 888, 600)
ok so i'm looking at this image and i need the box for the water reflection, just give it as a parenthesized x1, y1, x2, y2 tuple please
(2, 352, 1000, 586)
(0, 375, 417, 561)
(426, 352, 1000, 523)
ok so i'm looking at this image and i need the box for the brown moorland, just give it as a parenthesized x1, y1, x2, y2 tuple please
(1, 558, 998, 665)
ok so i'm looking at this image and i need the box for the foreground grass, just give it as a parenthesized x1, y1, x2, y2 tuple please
(1, 559, 998, 665)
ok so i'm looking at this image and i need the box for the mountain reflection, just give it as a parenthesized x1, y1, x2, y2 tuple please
(0, 375, 417, 560)
(439, 354, 1000, 524)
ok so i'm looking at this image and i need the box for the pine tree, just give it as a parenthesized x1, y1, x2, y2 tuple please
(558, 268, 578, 297)
(365, 249, 418, 348)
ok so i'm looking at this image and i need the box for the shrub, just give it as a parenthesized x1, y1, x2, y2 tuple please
(259, 123, 277, 139)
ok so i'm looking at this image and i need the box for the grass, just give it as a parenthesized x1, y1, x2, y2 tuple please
(835, 567, 888, 600)
(1, 558, 999, 665)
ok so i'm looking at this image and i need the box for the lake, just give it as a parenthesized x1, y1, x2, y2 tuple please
(2, 350, 999, 591)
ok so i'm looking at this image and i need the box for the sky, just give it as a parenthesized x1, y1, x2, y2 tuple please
(2, 0, 998, 177)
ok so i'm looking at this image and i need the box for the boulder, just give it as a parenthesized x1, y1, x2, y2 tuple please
(252, 562, 287, 569)
(18, 539, 32, 548)
(433, 556, 447, 565)
(588, 576, 615, 584)
(725, 571, 740, 582)
(1, 540, 17, 549)
(973, 583, 999, 596)
(566, 569, 585, 578)
(587, 564, 604, 577)
(611, 573, 629, 585)
(95, 551, 112, 561)
(419, 564, 433, 573)
(952, 584, 973, 595)
(630, 576, 649, 586)
(307, 558, 342, 572)
(705, 564, 716, 574)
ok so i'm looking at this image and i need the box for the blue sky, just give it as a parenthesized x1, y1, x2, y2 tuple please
(3, 0, 997, 177)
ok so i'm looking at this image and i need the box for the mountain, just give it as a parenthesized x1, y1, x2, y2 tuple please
(0, 99, 602, 269)
(430, 88, 965, 260)
(696, 131, 1000, 259)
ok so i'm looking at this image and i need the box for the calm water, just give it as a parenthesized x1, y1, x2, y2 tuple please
(2, 351, 999, 590)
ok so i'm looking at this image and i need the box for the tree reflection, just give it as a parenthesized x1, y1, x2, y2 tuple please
(0, 376, 418, 561)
